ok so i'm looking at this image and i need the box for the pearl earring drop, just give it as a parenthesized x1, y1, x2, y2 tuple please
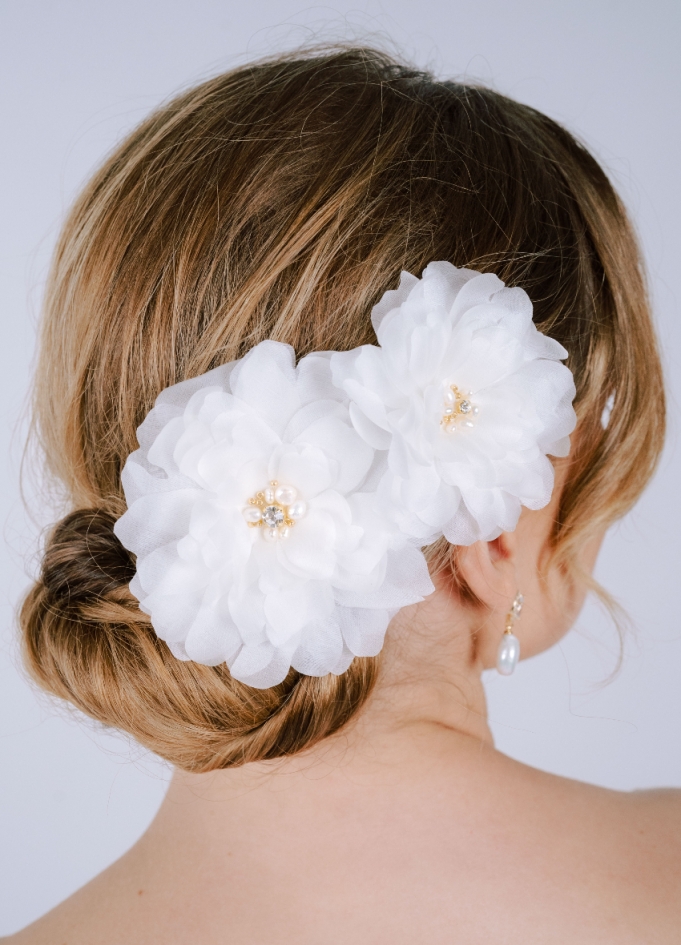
(496, 592, 523, 675)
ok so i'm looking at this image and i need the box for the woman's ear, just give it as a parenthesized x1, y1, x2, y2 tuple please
(455, 532, 518, 617)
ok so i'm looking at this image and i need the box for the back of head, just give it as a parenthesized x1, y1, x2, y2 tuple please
(21, 47, 664, 771)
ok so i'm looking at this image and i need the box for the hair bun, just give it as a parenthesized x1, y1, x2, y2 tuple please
(39, 509, 136, 615)
(20, 508, 376, 771)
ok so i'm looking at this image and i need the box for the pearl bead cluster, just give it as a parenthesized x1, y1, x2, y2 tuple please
(243, 480, 307, 541)
(441, 384, 479, 432)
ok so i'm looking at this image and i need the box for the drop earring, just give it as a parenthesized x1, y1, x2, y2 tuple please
(496, 592, 523, 676)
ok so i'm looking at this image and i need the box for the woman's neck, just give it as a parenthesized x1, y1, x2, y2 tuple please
(160, 596, 494, 812)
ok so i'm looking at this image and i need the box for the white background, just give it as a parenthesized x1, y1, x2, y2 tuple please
(1, 0, 680, 935)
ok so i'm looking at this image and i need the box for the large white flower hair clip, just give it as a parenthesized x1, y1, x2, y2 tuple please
(115, 263, 576, 688)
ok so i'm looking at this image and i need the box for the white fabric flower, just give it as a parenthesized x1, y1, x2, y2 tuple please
(114, 341, 434, 688)
(331, 262, 577, 544)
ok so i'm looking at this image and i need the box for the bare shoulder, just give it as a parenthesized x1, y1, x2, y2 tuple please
(623, 786, 681, 852)
(410, 735, 681, 941)
(538, 764, 681, 843)
(483, 746, 681, 855)
(1, 846, 149, 945)
(3, 900, 79, 945)
(631, 785, 681, 812)
(496, 751, 681, 931)
(3, 885, 106, 945)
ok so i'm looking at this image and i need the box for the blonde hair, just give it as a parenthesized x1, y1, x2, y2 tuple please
(21, 47, 664, 772)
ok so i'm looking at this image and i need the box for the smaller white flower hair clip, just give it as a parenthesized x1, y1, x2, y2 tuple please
(331, 262, 577, 545)
(114, 341, 434, 689)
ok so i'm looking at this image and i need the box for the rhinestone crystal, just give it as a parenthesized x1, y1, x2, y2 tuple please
(511, 593, 524, 618)
(263, 505, 285, 528)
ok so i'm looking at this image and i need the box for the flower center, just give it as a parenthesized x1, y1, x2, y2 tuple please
(441, 384, 479, 433)
(243, 480, 307, 541)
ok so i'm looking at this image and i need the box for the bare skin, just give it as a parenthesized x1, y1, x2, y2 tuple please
(7, 466, 681, 944)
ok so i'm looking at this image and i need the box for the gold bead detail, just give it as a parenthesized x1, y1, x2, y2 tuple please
(441, 385, 479, 432)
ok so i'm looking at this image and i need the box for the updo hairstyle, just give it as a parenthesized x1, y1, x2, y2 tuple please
(20, 48, 664, 771)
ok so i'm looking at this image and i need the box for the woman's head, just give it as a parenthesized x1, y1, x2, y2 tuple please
(21, 47, 664, 771)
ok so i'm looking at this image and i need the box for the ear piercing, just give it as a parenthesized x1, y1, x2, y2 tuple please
(496, 592, 523, 675)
